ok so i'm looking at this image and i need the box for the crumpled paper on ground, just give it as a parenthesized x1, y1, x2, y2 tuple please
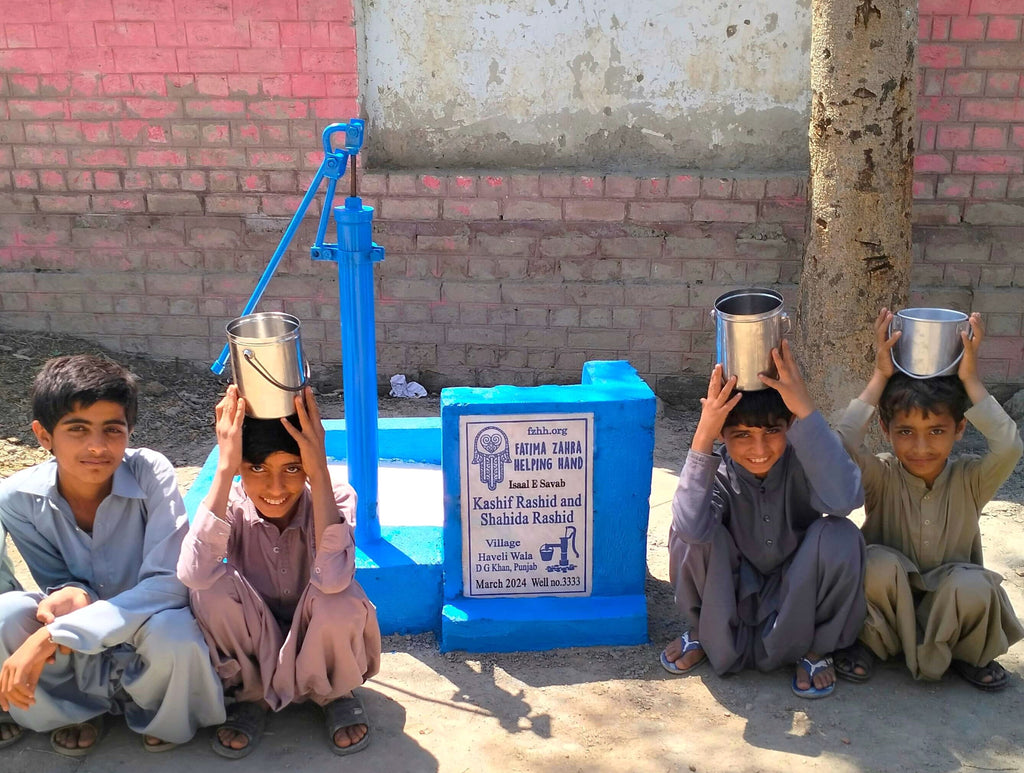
(389, 374, 427, 398)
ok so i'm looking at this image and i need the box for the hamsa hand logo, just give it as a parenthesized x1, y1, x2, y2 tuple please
(471, 426, 511, 491)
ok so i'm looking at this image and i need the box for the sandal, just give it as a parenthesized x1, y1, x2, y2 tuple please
(951, 659, 1010, 692)
(211, 701, 268, 760)
(834, 641, 875, 683)
(659, 630, 707, 675)
(792, 655, 835, 699)
(0, 711, 25, 750)
(323, 693, 371, 756)
(49, 714, 106, 758)
(142, 735, 180, 753)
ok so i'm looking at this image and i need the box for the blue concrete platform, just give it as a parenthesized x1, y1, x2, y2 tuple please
(439, 361, 656, 652)
(441, 594, 648, 652)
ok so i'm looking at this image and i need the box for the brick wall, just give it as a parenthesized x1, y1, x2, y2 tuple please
(913, 0, 1024, 388)
(1, 0, 1022, 397)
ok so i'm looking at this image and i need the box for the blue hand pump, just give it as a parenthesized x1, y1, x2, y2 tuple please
(211, 119, 385, 543)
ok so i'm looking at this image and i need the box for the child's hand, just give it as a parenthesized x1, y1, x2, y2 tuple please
(282, 386, 330, 481)
(692, 364, 742, 453)
(0, 629, 56, 712)
(958, 312, 987, 400)
(759, 339, 814, 419)
(214, 385, 246, 473)
(35, 586, 91, 625)
(874, 307, 900, 379)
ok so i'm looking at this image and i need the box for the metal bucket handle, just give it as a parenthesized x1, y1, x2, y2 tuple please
(241, 348, 310, 392)
(888, 314, 972, 379)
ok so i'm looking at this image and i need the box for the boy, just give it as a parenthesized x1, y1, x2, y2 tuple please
(178, 384, 381, 759)
(834, 309, 1024, 690)
(0, 354, 224, 756)
(661, 341, 866, 698)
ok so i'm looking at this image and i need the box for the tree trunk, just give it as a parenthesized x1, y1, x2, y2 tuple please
(797, 0, 918, 422)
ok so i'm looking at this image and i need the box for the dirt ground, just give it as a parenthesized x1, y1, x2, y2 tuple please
(2, 328, 1024, 773)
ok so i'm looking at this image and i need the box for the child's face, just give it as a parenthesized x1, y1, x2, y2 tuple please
(880, 406, 965, 486)
(32, 400, 130, 496)
(239, 450, 308, 524)
(720, 421, 789, 479)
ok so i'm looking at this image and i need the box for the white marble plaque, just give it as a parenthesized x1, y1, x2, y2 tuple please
(460, 413, 594, 597)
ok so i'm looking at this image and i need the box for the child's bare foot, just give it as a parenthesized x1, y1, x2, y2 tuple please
(0, 714, 24, 749)
(660, 630, 707, 674)
(792, 651, 836, 698)
(212, 700, 269, 759)
(323, 692, 371, 755)
(834, 641, 874, 682)
(333, 720, 368, 749)
(49, 715, 104, 757)
(142, 734, 178, 752)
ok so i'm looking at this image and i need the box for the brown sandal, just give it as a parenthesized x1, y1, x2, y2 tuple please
(835, 641, 875, 683)
(951, 659, 1009, 692)
(0, 711, 25, 750)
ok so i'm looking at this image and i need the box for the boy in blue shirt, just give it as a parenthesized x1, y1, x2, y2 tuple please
(0, 355, 223, 755)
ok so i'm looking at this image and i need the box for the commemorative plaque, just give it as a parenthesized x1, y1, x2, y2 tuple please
(459, 413, 594, 598)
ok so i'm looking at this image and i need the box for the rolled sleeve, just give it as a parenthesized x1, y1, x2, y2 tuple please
(310, 521, 356, 594)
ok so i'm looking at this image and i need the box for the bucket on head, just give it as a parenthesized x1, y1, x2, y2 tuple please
(711, 288, 791, 391)
(889, 307, 969, 379)
(226, 312, 309, 418)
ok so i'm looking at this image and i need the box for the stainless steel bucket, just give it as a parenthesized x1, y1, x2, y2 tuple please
(889, 307, 969, 379)
(711, 288, 790, 391)
(226, 312, 308, 418)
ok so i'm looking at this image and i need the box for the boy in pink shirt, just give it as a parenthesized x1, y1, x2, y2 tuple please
(178, 385, 380, 758)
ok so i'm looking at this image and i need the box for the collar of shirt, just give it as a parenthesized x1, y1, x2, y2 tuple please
(897, 458, 952, 492)
(15, 456, 146, 501)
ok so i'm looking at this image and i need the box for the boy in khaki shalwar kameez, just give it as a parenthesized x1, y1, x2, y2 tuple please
(835, 309, 1024, 690)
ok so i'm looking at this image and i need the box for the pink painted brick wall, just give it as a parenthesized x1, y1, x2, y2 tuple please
(1, 0, 1023, 396)
(916, 0, 1024, 227)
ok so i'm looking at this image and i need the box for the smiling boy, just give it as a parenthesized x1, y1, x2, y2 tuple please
(178, 385, 380, 758)
(0, 355, 223, 756)
(834, 310, 1024, 690)
(662, 341, 866, 698)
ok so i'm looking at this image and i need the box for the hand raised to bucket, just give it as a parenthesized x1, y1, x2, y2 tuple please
(873, 308, 901, 379)
(279, 387, 330, 484)
(958, 313, 989, 405)
(758, 340, 814, 420)
(691, 364, 743, 455)
(214, 385, 247, 475)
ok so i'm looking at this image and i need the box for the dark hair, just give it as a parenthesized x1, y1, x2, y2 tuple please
(241, 414, 301, 465)
(32, 354, 139, 432)
(878, 373, 969, 426)
(723, 388, 793, 429)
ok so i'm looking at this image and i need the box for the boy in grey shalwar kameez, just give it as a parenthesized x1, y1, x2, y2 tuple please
(662, 341, 866, 699)
(0, 355, 224, 756)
